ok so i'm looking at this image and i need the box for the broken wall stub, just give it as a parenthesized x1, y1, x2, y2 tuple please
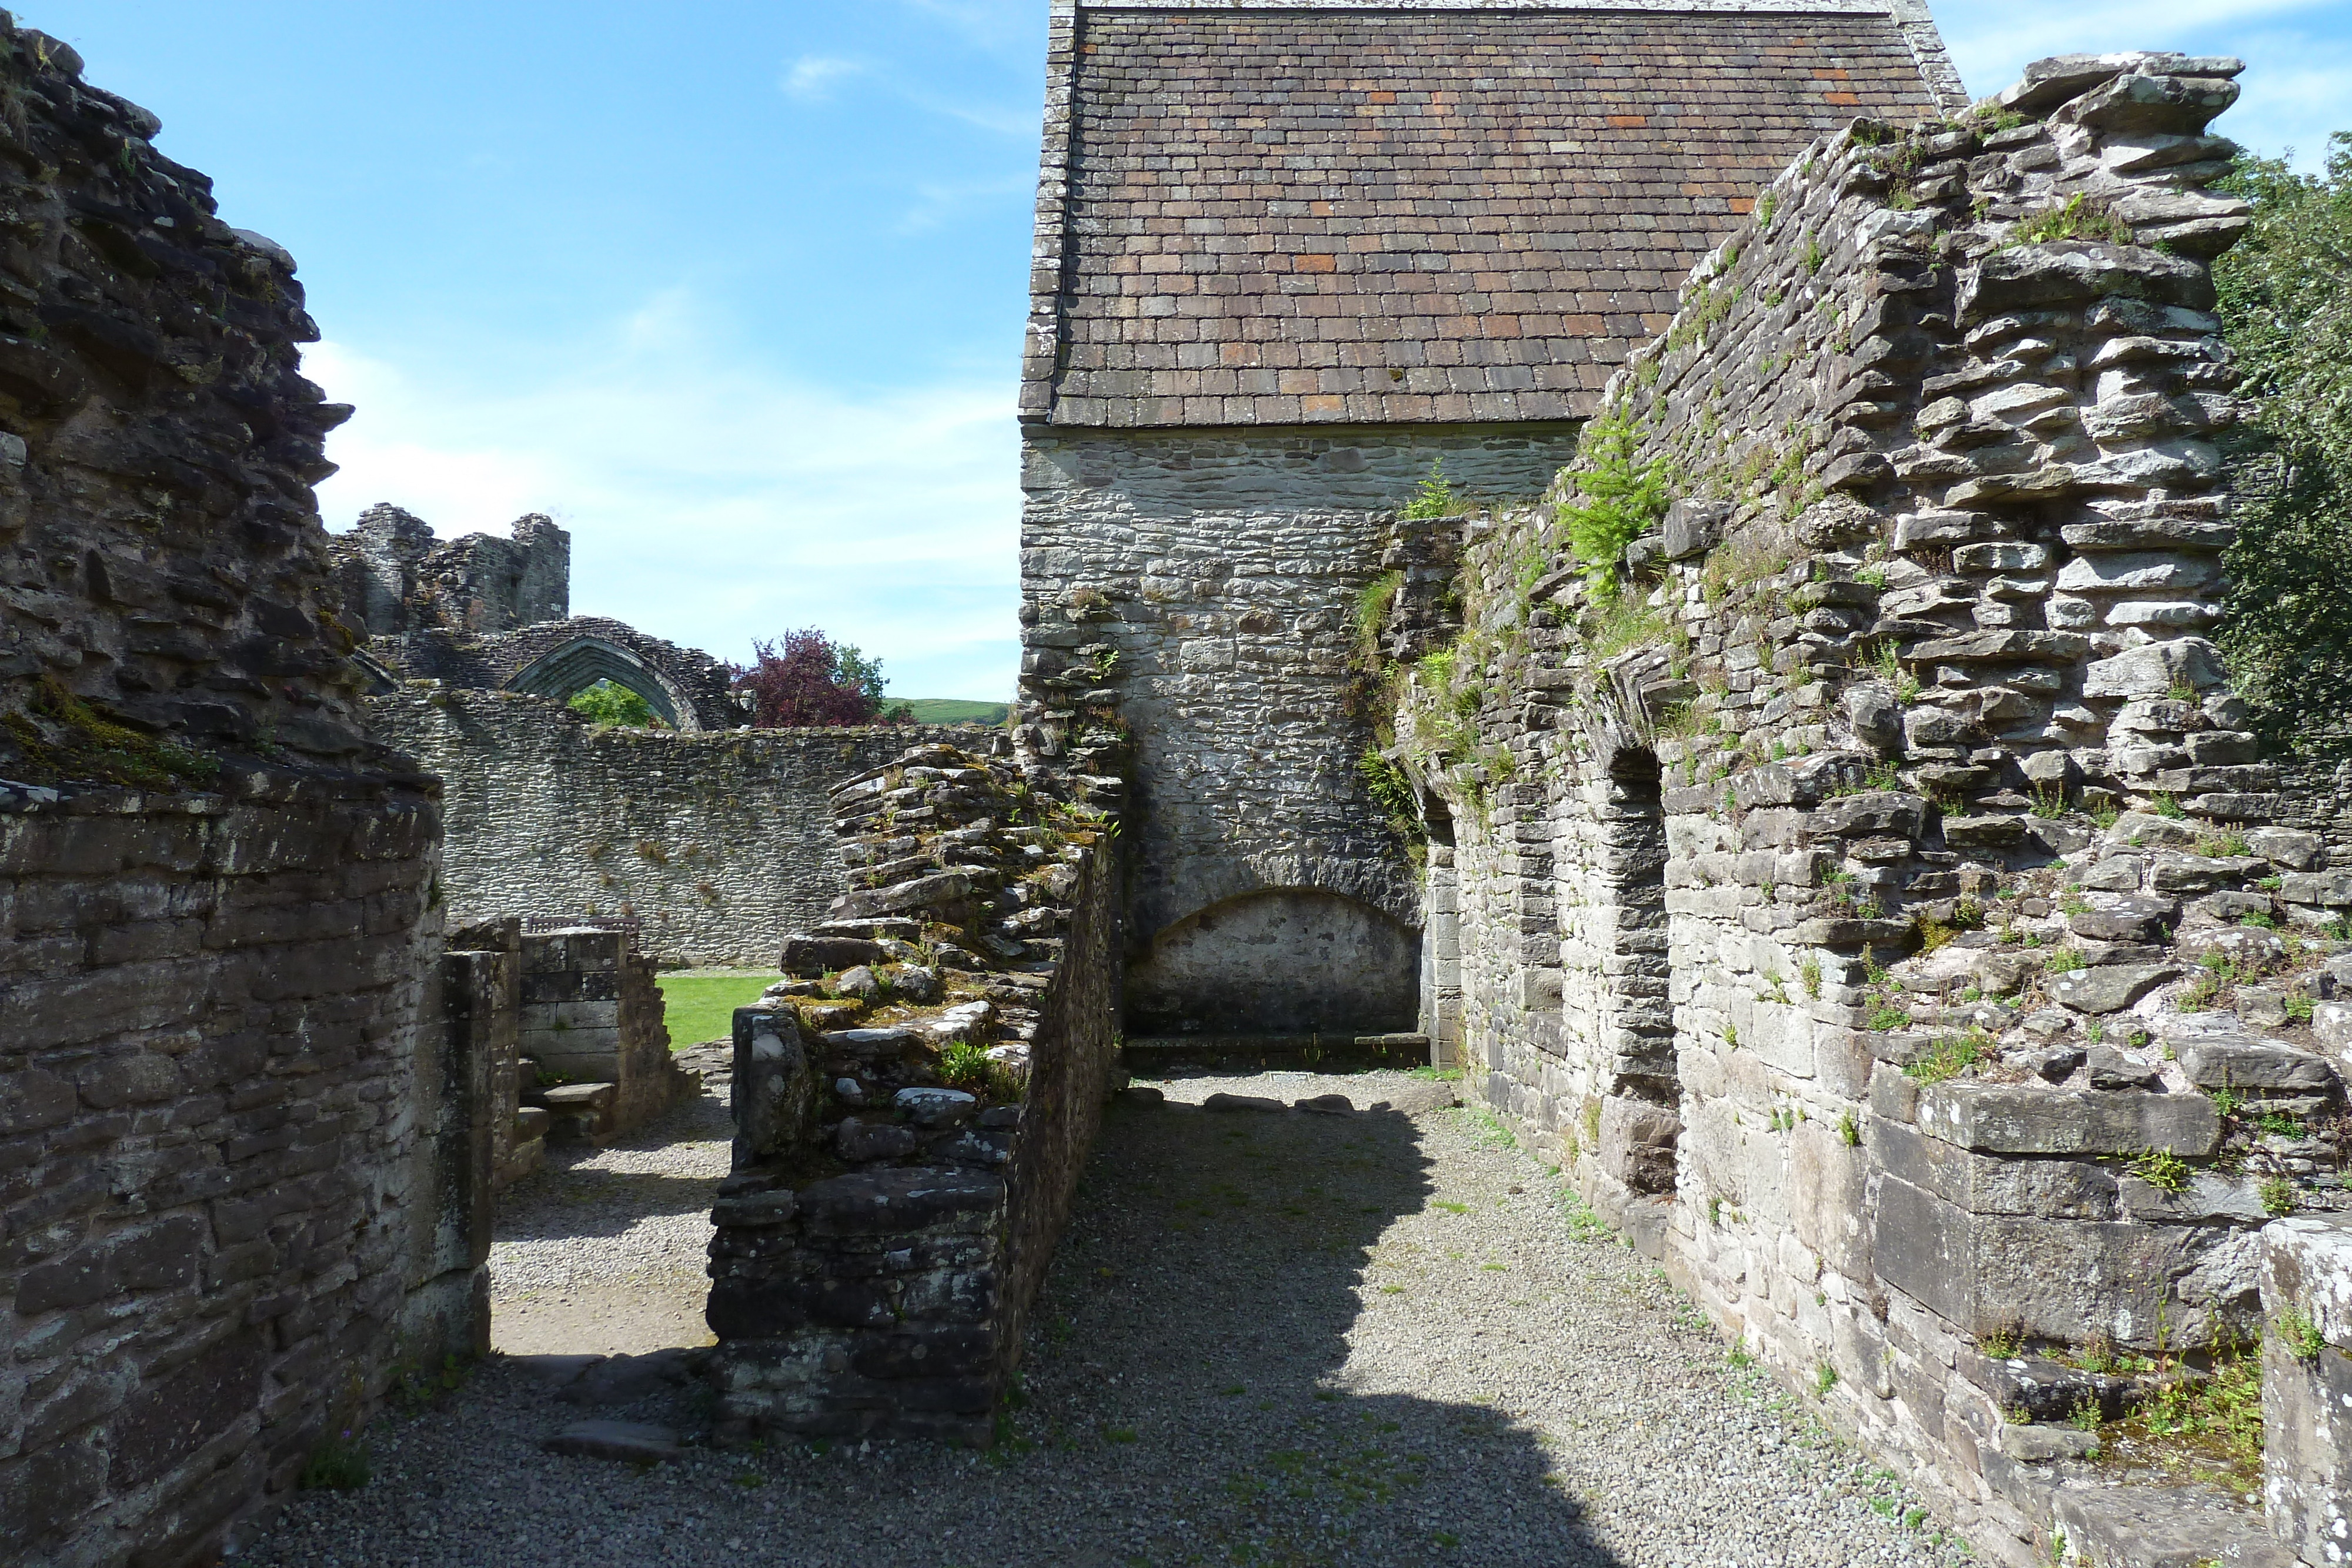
(707, 743, 1121, 1442)
(1385, 52, 2347, 1568)
(368, 688, 978, 968)
(0, 26, 486, 1566)
(1017, 425, 1581, 1033)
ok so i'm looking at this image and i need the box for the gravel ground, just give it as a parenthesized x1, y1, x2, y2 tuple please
(241, 1070, 1966, 1567)
(487, 1090, 730, 1356)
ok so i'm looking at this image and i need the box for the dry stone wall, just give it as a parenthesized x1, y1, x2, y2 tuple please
(1017, 423, 1580, 1031)
(706, 741, 1120, 1442)
(1379, 52, 2349, 1568)
(1, 774, 460, 1568)
(368, 687, 972, 969)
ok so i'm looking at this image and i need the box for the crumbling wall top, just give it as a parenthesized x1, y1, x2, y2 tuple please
(0, 17, 388, 782)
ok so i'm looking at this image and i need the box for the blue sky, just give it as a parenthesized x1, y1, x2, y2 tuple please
(39, 1, 2352, 700)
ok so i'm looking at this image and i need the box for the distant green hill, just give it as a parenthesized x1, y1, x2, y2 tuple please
(898, 698, 1009, 726)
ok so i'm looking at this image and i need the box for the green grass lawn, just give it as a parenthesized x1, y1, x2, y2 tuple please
(656, 972, 781, 1048)
(898, 698, 1008, 726)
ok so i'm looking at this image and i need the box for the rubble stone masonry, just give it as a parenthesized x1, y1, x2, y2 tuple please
(706, 742, 1121, 1442)
(0, 22, 480, 1566)
(1018, 424, 1580, 1028)
(370, 687, 974, 968)
(1378, 51, 2350, 1568)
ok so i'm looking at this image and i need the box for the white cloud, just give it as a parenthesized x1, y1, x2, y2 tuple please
(303, 296, 1023, 701)
(780, 46, 1031, 138)
(898, 173, 1037, 234)
(782, 54, 865, 101)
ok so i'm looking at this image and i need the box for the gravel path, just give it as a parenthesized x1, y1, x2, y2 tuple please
(487, 1090, 730, 1356)
(243, 1071, 1965, 1567)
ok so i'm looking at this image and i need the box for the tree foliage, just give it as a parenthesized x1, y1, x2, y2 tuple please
(2214, 133, 2352, 751)
(731, 628, 911, 728)
(567, 678, 660, 730)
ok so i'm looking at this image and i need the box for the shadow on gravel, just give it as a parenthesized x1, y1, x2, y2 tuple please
(1010, 1088, 1629, 1567)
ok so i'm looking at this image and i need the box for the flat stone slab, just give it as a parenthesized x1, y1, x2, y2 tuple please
(1916, 1083, 2220, 1157)
(543, 1421, 683, 1463)
(2053, 1480, 2298, 1568)
(1202, 1092, 1286, 1114)
(507, 1353, 604, 1389)
(2177, 1035, 2336, 1093)
(539, 1082, 616, 1111)
(563, 1349, 703, 1406)
(1295, 1094, 1354, 1115)
(2047, 962, 2179, 1014)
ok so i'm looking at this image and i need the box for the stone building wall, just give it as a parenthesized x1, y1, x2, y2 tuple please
(366, 614, 745, 734)
(369, 687, 973, 968)
(1379, 52, 2346, 1568)
(1017, 424, 1581, 1032)
(0, 27, 484, 1566)
(707, 743, 1121, 1441)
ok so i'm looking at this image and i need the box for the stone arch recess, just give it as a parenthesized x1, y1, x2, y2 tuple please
(1578, 743, 1679, 1200)
(505, 636, 702, 731)
(1125, 885, 1421, 1037)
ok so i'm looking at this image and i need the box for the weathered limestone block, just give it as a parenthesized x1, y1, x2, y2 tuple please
(2263, 1215, 2352, 1566)
(1915, 1083, 2220, 1157)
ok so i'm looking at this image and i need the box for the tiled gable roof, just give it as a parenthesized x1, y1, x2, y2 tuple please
(1022, 0, 1965, 428)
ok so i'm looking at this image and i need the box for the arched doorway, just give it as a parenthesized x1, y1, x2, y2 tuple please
(1126, 887, 1420, 1035)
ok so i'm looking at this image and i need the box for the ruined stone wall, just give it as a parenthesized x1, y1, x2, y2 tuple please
(516, 926, 687, 1138)
(328, 503, 569, 639)
(2262, 1214, 2352, 1566)
(368, 687, 971, 968)
(1, 772, 453, 1568)
(1388, 52, 2348, 1568)
(707, 743, 1121, 1441)
(1017, 423, 1580, 1031)
(0, 26, 486, 1564)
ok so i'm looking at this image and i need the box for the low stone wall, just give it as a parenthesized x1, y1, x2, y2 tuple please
(368, 688, 974, 967)
(0, 770, 472, 1568)
(706, 743, 1121, 1442)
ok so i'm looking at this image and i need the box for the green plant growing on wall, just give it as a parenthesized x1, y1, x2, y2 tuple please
(1401, 458, 1459, 520)
(1556, 413, 1669, 600)
(2003, 192, 2133, 248)
(1354, 569, 1405, 665)
(1359, 748, 1421, 838)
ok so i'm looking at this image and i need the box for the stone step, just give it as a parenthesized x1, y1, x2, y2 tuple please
(542, 1082, 616, 1145)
